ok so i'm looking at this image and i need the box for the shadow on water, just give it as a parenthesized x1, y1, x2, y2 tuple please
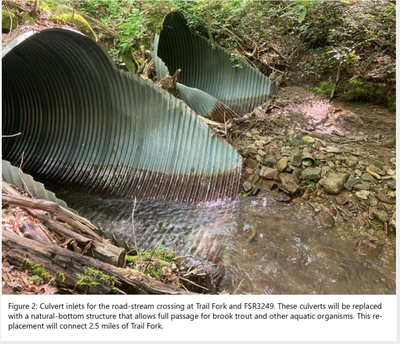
(59, 192, 395, 295)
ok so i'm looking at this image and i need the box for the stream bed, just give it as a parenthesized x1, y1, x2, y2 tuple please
(59, 192, 395, 295)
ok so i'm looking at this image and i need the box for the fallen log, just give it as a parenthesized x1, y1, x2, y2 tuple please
(2, 193, 104, 242)
(2, 230, 194, 295)
(20, 221, 54, 244)
(40, 217, 125, 267)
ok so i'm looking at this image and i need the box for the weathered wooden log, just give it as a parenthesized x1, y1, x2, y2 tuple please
(2, 193, 104, 242)
(40, 217, 125, 267)
(20, 222, 54, 244)
(2, 182, 125, 267)
(2, 230, 194, 295)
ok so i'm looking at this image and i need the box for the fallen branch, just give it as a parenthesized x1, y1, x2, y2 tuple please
(40, 217, 125, 267)
(2, 193, 103, 242)
(179, 276, 209, 291)
(330, 61, 343, 100)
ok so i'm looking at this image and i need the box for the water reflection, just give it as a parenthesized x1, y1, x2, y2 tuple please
(60, 192, 395, 294)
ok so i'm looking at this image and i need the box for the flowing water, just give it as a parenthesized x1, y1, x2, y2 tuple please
(59, 191, 395, 295)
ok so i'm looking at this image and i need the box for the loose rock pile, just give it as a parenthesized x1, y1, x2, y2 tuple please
(228, 91, 396, 242)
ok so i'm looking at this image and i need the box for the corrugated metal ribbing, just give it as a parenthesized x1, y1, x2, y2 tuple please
(157, 11, 272, 116)
(177, 83, 238, 122)
(2, 29, 242, 202)
(153, 46, 238, 122)
(2, 160, 74, 212)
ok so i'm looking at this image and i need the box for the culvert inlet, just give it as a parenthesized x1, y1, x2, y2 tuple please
(2, 28, 242, 202)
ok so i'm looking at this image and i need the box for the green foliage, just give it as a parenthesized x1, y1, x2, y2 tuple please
(117, 10, 145, 53)
(127, 245, 175, 264)
(75, 265, 118, 292)
(346, 77, 389, 105)
(126, 244, 175, 280)
(76, 274, 99, 289)
(56, 272, 66, 283)
(389, 101, 396, 113)
(280, 1, 325, 23)
(306, 81, 334, 96)
(22, 259, 53, 281)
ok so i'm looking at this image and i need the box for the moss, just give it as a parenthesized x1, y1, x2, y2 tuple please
(20, 12, 35, 25)
(76, 274, 99, 289)
(346, 77, 390, 107)
(389, 101, 396, 113)
(372, 162, 383, 170)
(48, 13, 97, 41)
(56, 272, 66, 283)
(2, 10, 17, 31)
(306, 82, 334, 96)
(122, 51, 137, 74)
(288, 134, 305, 147)
(22, 259, 53, 282)
(79, 265, 118, 287)
(126, 245, 176, 280)
(383, 138, 396, 148)
(38, 1, 51, 13)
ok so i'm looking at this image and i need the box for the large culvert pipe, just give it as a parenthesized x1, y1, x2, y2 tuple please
(157, 12, 273, 116)
(2, 29, 242, 202)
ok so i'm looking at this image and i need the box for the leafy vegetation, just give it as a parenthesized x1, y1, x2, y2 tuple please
(22, 259, 53, 282)
(306, 82, 334, 96)
(75, 265, 118, 292)
(2, 0, 396, 108)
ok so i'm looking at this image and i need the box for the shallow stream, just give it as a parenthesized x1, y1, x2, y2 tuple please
(59, 192, 395, 295)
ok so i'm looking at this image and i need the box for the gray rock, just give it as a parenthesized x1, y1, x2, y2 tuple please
(301, 167, 321, 181)
(386, 180, 396, 190)
(262, 156, 277, 167)
(245, 158, 258, 169)
(367, 163, 385, 175)
(274, 118, 286, 127)
(289, 149, 303, 167)
(279, 174, 299, 195)
(361, 173, 376, 182)
(326, 146, 342, 153)
(252, 173, 260, 184)
(355, 190, 370, 199)
(353, 181, 371, 190)
(315, 210, 335, 228)
(288, 134, 305, 147)
(321, 173, 349, 194)
(327, 161, 336, 169)
(369, 207, 389, 223)
(344, 175, 355, 191)
(293, 170, 301, 184)
(277, 157, 289, 172)
(243, 181, 252, 192)
(303, 136, 315, 144)
(260, 167, 278, 180)
(390, 212, 396, 230)
(275, 192, 291, 202)
(322, 166, 330, 177)
(346, 158, 358, 168)
(376, 191, 394, 204)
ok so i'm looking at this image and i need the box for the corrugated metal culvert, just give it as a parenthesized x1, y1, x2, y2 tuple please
(2, 28, 242, 203)
(156, 11, 273, 116)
